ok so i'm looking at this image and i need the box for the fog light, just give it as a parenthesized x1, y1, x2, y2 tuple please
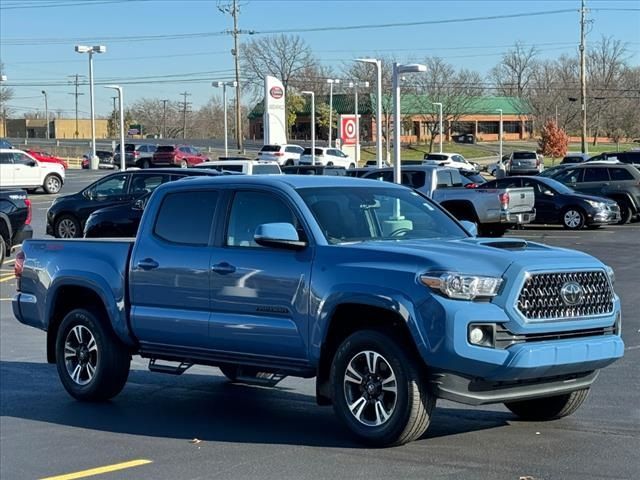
(468, 323, 495, 347)
(469, 327, 486, 345)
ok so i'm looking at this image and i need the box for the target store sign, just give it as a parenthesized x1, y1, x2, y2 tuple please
(339, 115, 358, 145)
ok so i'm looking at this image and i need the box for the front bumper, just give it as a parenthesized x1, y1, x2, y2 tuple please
(587, 205, 620, 225)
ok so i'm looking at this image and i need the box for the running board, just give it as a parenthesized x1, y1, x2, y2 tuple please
(235, 369, 287, 387)
(148, 358, 192, 375)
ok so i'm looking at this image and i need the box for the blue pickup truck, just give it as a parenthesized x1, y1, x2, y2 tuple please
(12, 176, 624, 446)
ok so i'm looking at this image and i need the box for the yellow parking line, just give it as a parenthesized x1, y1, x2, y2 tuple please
(3, 258, 16, 264)
(0, 275, 16, 283)
(39, 459, 153, 480)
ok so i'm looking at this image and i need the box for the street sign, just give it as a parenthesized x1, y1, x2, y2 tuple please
(339, 115, 357, 145)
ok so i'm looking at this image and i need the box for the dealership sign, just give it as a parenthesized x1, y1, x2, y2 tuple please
(263, 76, 287, 145)
(339, 115, 358, 145)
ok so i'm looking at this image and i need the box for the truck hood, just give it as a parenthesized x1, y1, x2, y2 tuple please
(342, 237, 599, 277)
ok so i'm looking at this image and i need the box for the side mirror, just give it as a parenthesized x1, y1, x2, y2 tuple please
(460, 220, 478, 237)
(84, 189, 95, 200)
(133, 199, 145, 210)
(28, 160, 37, 167)
(254, 223, 307, 250)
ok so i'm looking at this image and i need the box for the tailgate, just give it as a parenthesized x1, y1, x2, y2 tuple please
(506, 187, 535, 213)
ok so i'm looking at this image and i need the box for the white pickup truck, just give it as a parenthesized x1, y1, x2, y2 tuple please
(363, 165, 536, 236)
(0, 148, 65, 194)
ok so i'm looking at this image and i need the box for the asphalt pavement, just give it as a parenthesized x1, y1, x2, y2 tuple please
(0, 170, 638, 480)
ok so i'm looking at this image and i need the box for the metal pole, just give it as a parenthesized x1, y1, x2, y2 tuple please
(74, 75, 80, 138)
(555, 104, 559, 125)
(88, 52, 97, 169)
(161, 99, 168, 139)
(42, 91, 49, 140)
(328, 81, 333, 147)
(223, 84, 228, 157)
(498, 108, 503, 161)
(355, 87, 359, 166)
(311, 93, 315, 165)
(232, 0, 243, 151)
(118, 88, 125, 171)
(374, 60, 382, 168)
(433, 102, 443, 153)
(580, 0, 588, 154)
(392, 63, 401, 184)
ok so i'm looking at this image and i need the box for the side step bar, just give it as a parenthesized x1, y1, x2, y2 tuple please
(148, 358, 193, 375)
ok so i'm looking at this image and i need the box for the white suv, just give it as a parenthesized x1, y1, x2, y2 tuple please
(299, 147, 355, 168)
(0, 149, 65, 194)
(422, 152, 477, 172)
(257, 144, 304, 166)
(195, 160, 281, 175)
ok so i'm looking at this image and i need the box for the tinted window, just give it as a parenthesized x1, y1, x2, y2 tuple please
(221, 164, 243, 172)
(617, 152, 640, 164)
(154, 191, 218, 246)
(13, 152, 35, 165)
(226, 191, 297, 247)
(0, 152, 13, 164)
(93, 174, 128, 197)
(253, 164, 281, 174)
(261, 145, 281, 152)
(156, 146, 175, 153)
(138, 145, 147, 153)
(583, 168, 610, 182)
(285, 146, 297, 153)
(130, 174, 169, 194)
(608, 167, 634, 181)
(553, 167, 583, 184)
(513, 152, 537, 160)
(425, 154, 448, 161)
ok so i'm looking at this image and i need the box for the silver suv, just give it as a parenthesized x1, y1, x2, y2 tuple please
(507, 151, 542, 175)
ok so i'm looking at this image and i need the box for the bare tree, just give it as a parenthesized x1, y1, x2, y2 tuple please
(0, 62, 13, 134)
(129, 98, 182, 138)
(490, 41, 539, 97)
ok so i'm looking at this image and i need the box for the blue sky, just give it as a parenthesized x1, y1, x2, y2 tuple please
(1, 0, 638, 118)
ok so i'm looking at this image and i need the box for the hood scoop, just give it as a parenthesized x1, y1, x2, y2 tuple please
(479, 239, 529, 251)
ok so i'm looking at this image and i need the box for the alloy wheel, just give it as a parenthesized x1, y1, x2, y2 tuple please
(57, 218, 78, 238)
(564, 210, 583, 229)
(64, 325, 98, 386)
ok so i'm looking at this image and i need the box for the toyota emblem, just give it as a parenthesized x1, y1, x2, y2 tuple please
(560, 281, 584, 306)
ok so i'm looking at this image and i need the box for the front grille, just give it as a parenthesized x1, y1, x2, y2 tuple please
(517, 271, 614, 320)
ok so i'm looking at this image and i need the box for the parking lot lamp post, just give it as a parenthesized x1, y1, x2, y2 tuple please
(349, 81, 369, 167)
(213, 81, 237, 158)
(356, 58, 382, 167)
(496, 108, 503, 164)
(392, 63, 426, 184)
(41, 90, 49, 140)
(0, 76, 6, 138)
(104, 85, 125, 171)
(302, 91, 315, 165)
(75, 45, 106, 170)
(326, 79, 340, 147)
(432, 102, 443, 153)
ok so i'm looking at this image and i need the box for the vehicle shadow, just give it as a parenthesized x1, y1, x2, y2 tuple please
(0, 360, 513, 447)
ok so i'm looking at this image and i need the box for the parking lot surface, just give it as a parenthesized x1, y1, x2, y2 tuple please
(1, 170, 638, 480)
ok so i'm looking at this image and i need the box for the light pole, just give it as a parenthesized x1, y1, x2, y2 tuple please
(213, 81, 237, 157)
(104, 85, 125, 171)
(392, 63, 426, 184)
(302, 91, 315, 165)
(0, 75, 6, 138)
(326, 79, 340, 147)
(496, 108, 503, 164)
(75, 45, 106, 170)
(432, 102, 443, 153)
(41, 90, 49, 140)
(356, 58, 382, 167)
(348, 81, 369, 167)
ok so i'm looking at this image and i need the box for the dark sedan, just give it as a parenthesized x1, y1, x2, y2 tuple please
(481, 176, 620, 229)
(83, 192, 150, 238)
(47, 169, 222, 238)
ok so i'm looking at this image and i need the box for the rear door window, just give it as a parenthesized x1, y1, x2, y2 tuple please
(0, 152, 13, 164)
(583, 168, 610, 182)
(154, 191, 218, 246)
(608, 167, 635, 181)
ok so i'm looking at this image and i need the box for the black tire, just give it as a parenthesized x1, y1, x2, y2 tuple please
(616, 200, 633, 225)
(504, 389, 590, 421)
(0, 234, 6, 267)
(142, 160, 151, 169)
(330, 329, 435, 447)
(180, 159, 188, 169)
(43, 174, 62, 194)
(54, 214, 82, 238)
(55, 308, 130, 402)
(327, 161, 334, 166)
(349, 163, 356, 169)
(561, 207, 586, 230)
(285, 159, 294, 166)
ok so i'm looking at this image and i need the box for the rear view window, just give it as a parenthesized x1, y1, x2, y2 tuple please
(513, 152, 537, 160)
(609, 168, 635, 181)
(156, 146, 175, 153)
(425, 154, 448, 161)
(253, 164, 281, 174)
(260, 145, 281, 152)
(154, 191, 218, 245)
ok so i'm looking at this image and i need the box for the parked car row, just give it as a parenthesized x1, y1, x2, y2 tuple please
(81, 144, 211, 169)
(0, 148, 65, 194)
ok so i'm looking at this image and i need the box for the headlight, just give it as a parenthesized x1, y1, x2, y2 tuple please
(604, 265, 615, 285)
(420, 272, 503, 300)
(585, 199, 605, 209)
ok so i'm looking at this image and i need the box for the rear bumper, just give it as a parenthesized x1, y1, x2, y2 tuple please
(501, 210, 536, 225)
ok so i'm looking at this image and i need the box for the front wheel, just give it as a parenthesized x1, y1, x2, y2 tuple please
(54, 215, 81, 238)
(349, 163, 356, 169)
(504, 389, 590, 421)
(617, 200, 632, 225)
(180, 160, 188, 169)
(43, 174, 62, 194)
(55, 308, 130, 401)
(330, 330, 435, 447)
(562, 207, 585, 230)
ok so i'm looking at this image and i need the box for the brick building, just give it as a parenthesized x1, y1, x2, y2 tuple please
(249, 94, 532, 143)
(4, 118, 109, 139)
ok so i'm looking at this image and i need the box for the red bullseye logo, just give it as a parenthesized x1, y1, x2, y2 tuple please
(270, 86, 284, 99)
(344, 119, 356, 138)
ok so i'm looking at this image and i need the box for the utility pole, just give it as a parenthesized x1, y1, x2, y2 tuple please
(180, 91, 191, 140)
(161, 99, 168, 139)
(580, 0, 588, 154)
(111, 96, 118, 137)
(68, 74, 85, 139)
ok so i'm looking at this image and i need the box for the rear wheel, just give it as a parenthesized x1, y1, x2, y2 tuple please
(330, 330, 435, 447)
(617, 200, 632, 225)
(43, 174, 62, 194)
(504, 389, 590, 421)
(562, 207, 585, 230)
(0, 235, 6, 267)
(180, 160, 188, 168)
(349, 163, 356, 169)
(327, 161, 334, 166)
(55, 308, 130, 401)
(285, 159, 294, 166)
(54, 215, 81, 238)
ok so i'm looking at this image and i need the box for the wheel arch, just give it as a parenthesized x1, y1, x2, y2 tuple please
(606, 192, 637, 212)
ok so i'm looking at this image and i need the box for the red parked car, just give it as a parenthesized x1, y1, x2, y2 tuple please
(25, 149, 68, 169)
(151, 145, 209, 168)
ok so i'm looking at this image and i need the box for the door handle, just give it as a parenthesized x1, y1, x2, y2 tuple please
(136, 258, 159, 270)
(211, 262, 236, 274)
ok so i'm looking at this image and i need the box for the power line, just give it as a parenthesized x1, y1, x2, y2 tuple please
(179, 91, 191, 140)
(68, 74, 85, 138)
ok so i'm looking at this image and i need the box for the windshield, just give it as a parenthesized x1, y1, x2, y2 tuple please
(260, 145, 281, 152)
(513, 152, 537, 160)
(298, 186, 468, 244)
(156, 145, 175, 153)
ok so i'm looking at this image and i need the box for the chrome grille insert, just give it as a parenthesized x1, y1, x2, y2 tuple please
(517, 271, 614, 320)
